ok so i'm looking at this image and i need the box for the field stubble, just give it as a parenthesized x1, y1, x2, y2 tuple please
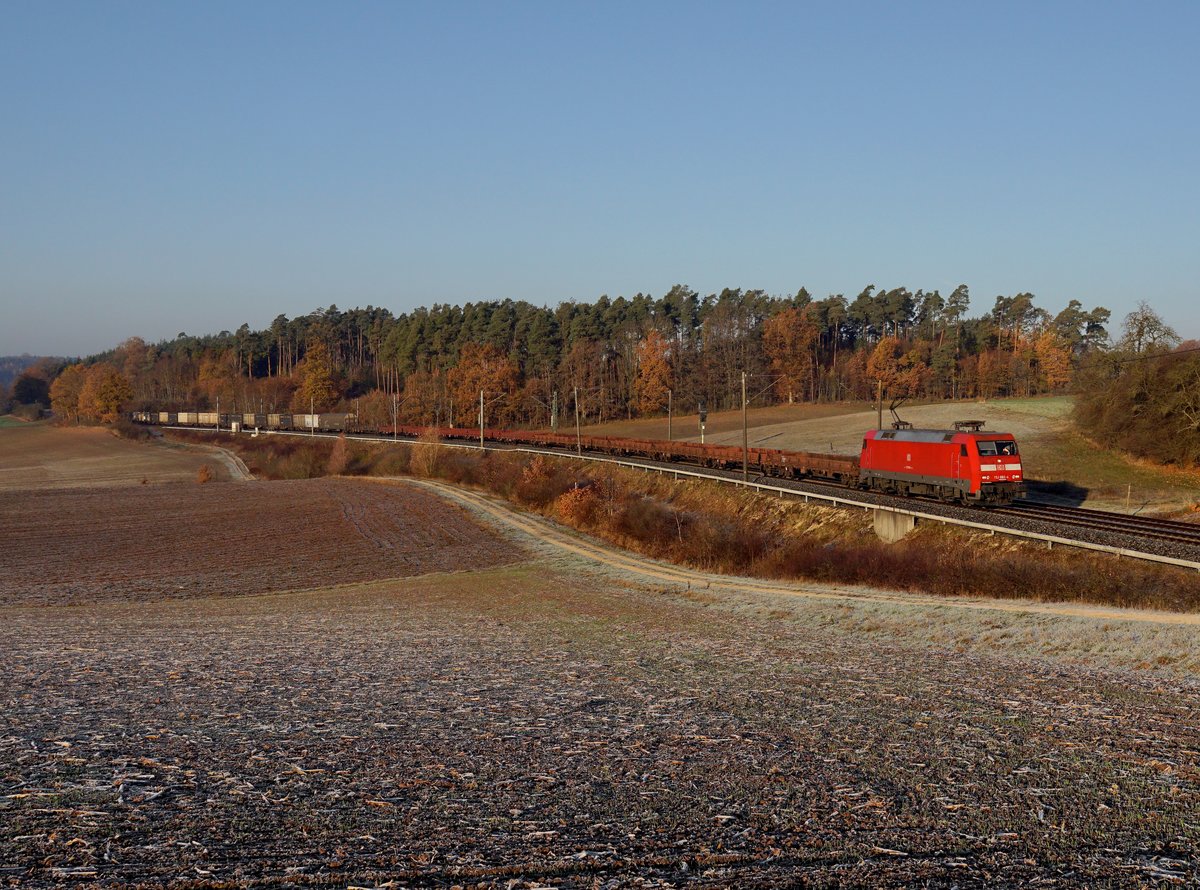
(3, 427, 1199, 886)
(2, 564, 1198, 887)
(0, 478, 520, 607)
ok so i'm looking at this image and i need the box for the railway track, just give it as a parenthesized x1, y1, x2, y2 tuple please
(997, 502, 1200, 547)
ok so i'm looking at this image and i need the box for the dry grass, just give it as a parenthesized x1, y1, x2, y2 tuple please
(0, 422, 226, 489)
(574, 400, 877, 440)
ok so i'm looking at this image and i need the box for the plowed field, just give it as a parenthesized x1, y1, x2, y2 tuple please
(2, 565, 1199, 887)
(0, 478, 522, 607)
(0, 424, 227, 490)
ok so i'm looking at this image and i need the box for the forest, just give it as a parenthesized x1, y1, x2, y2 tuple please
(1074, 304, 1200, 466)
(6, 284, 1116, 430)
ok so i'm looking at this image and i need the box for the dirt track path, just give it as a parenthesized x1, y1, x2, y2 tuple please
(393, 477, 1200, 628)
(179, 440, 253, 480)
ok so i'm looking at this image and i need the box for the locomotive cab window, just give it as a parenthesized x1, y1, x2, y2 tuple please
(977, 440, 1019, 456)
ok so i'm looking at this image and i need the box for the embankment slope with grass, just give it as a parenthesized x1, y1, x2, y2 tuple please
(178, 428, 1200, 615)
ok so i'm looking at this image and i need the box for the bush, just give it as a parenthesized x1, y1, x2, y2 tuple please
(327, 433, 349, 475)
(515, 455, 575, 507)
(613, 496, 678, 550)
(555, 485, 599, 526)
(366, 444, 411, 476)
(114, 417, 151, 440)
(410, 427, 442, 477)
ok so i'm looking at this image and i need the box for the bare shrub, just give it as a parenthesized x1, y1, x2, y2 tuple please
(515, 454, 573, 506)
(681, 515, 765, 572)
(613, 497, 678, 550)
(438, 451, 474, 484)
(521, 454, 550, 486)
(114, 417, 152, 440)
(327, 432, 349, 476)
(476, 452, 520, 496)
(410, 427, 442, 477)
(196, 464, 214, 484)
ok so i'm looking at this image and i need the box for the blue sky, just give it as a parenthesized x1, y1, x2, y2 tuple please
(2, 1, 1197, 356)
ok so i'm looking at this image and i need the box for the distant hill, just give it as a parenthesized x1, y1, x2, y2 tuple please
(0, 355, 68, 390)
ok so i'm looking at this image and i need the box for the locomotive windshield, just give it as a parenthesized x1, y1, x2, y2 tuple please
(977, 440, 1018, 456)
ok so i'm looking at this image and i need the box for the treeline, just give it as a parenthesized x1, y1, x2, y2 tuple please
(1075, 303, 1200, 466)
(0, 355, 64, 391)
(42, 284, 1109, 428)
(0, 356, 69, 420)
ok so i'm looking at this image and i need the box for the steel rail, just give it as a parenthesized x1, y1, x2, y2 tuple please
(998, 502, 1200, 543)
(163, 425, 1200, 573)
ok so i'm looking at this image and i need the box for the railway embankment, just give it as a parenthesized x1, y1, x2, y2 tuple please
(169, 429, 1200, 615)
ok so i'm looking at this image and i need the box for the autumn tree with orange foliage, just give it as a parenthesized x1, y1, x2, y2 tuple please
(976, 349, 1012, 399)
(446, 343, 520, 426)
(294, 340, 339, 412)
(198, 351, 240, 408)
(1034, 331, 1073, 392)
(399, 367, 445, 424)
(50, 364, 88, 423)
(867, 336, 925, 405)
(77, 364, 134, 423)
(633, 330, 672, 414)
(762, 306, 819, 402)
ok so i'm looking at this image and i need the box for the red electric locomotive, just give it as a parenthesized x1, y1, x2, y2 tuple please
(858, 421, 1024, 505)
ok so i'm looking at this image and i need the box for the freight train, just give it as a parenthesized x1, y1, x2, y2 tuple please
(134, 412, 1025, 505)
(139, 411, 355, 432)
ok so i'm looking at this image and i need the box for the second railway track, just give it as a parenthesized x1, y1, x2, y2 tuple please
(996, 502, 1200, 547)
